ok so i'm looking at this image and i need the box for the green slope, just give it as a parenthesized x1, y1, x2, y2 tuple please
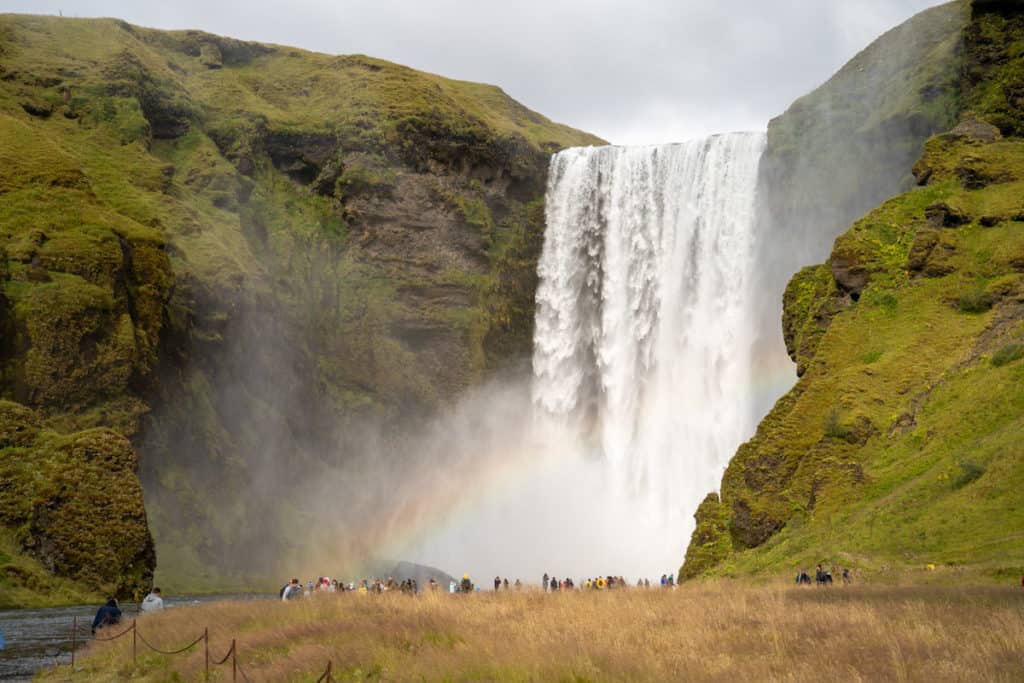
(683, 1, 1024, 583)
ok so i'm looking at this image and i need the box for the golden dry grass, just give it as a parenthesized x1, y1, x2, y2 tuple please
(42, 583, 1024, 682)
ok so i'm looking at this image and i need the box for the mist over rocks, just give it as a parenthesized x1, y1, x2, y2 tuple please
(0, 13, 599, 601)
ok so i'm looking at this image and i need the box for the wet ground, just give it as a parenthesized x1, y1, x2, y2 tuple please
(0, 595, 264, 681)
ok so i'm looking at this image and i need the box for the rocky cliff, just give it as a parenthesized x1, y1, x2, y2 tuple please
(683, 0, 1024, 582)
(0, 14, 601, 604)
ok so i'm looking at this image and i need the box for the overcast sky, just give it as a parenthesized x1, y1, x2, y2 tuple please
(1, 1, 945, 144)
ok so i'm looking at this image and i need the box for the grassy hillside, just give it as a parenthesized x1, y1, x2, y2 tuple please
(0, 14, 602, 603)
(683, 0, 1024, 583)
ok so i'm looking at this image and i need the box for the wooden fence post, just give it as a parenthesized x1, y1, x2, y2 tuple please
(132, 621, 137, 664)
(204, 627, 209, 679)
(71, 616, 77, 668)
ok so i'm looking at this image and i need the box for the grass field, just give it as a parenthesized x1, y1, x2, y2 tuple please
(42, 582, 1024, 682)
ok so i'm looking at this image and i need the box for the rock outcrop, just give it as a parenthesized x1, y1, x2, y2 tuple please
(0, 404, 154, 599)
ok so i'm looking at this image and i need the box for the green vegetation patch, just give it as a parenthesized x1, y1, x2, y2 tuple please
(684, 117, 1024, 581)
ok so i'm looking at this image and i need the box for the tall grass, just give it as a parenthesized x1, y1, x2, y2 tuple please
(45, 583, 1024, 682)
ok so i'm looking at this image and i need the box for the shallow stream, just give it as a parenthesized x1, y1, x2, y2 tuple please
(0, 594, 264, 681)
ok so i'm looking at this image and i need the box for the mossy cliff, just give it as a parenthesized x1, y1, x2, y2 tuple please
(0, 402, 153, 607)
(0, 14, 601, 603)
(683, 0, 1024, 582)
(751, 1, 966, 386)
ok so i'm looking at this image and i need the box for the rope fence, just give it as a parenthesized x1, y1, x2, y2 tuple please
(67, 617, 335, 681)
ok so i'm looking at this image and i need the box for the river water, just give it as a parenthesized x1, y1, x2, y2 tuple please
(0, 595, 266, 681)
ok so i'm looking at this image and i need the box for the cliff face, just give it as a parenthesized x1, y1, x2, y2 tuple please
(751, 1, 966, 390)
(683, 0, 1024, 581)
(757, 1, 966, 270)
(0, 14, 602, 602)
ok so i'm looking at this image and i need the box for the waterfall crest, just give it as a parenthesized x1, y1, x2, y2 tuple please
(532, 133, 767, 528)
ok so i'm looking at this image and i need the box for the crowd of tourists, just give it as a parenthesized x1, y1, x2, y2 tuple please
(277, 572, 688, 599)
(275, 564, 861, 599)
(88, 562, 859, 634)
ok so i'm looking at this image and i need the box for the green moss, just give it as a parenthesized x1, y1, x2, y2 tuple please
(0, 400, 154, 601)
(687, 0, 1024, 577)
(679, 493, 732, 580)
(962, 4, 1024, 135)
(0, 528, 101, 608)
(686, 92, 1024, 579)
(782, 264, 838, 375)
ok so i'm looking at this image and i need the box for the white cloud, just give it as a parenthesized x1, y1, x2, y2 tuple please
(0, 0, 945, 144)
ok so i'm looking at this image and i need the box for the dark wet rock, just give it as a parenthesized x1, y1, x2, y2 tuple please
(730, 498, 784, 549)
(925, 202, 970, 228)
(265, 130, 336, 184)
(831, 256, 869, 298)
(20, 99, 52, 118)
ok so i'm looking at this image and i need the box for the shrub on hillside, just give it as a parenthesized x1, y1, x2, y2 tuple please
(952, 459, 985, 489)
(991, 342, 1024, 367)
(956, 286, 994, 313)
(823, 408, 852, 441)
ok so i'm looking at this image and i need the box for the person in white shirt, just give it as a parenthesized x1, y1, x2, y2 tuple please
(140, 587, 164, 613)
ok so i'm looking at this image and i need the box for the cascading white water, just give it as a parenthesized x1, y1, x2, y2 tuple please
(403, 133, 768, 581)
(532, 132, 767, 536)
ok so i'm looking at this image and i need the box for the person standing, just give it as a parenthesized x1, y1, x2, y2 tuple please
(283, 579, 302, 601)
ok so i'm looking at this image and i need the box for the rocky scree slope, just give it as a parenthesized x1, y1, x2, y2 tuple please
(683, 0, 1024, 582)
(0, 14, 602, 603)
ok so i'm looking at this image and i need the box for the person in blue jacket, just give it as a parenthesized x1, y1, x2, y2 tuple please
(91, 598, 122, 634)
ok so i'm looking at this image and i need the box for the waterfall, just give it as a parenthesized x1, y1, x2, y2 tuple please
(532, 132, 767, 532)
